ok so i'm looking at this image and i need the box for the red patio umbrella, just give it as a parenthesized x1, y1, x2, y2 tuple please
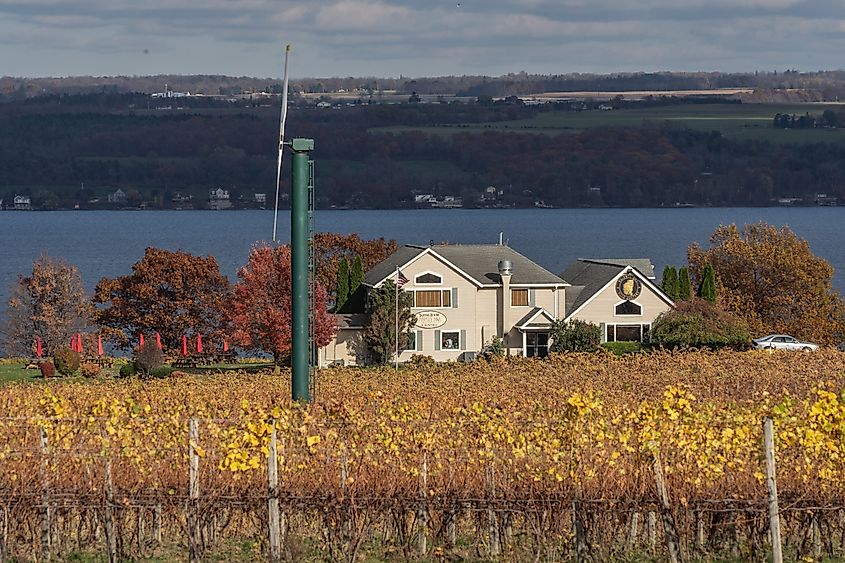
(196, 334, 203, 354)
(181, 335, 188, 356)
(155, 332, 162, 350)
(97, 334, 104, 357)
(35, 337, 42, 358)
(223, 340, 229, 352)
(77, 332, 83, 354)
(70, 334, 76, 350)
(139, 333, 145, 349)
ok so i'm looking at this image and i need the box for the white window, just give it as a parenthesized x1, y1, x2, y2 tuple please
(441, 331, 460, 350)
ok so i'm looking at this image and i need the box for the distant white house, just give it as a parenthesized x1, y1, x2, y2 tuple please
(107, 189, 127, 204)
(431, 196, 462, 208)
(254, 193, 267, 204)
(209, 188, 232, 210)
(151, 84, 190, 98)
(414, 194, 435, 204)
(13, 195, 32, 210)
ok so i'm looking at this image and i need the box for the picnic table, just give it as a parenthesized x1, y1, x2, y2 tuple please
(85, 356, 114, 368)
(170, 351, 238, 368)
(23, 358, 43, 370)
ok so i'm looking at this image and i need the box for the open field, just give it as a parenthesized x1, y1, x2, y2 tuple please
(1, 350, 845, 560)
(373, 102, 845, 144)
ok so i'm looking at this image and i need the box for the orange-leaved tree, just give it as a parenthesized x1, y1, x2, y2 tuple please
(93, 248, 231, 350)
(2, 254, 92, 356)
(229, 244, 336, 363)
(688, 222, 845, 345)
(314, 232, 397, 298)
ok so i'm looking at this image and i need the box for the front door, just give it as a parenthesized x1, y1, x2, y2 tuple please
(525, 332, 549, 358)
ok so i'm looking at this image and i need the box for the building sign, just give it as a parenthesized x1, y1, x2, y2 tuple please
(415, 310, 447, 329)
(615, 273, 642, 300)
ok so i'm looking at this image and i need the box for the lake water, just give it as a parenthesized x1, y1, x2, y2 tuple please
(2, 208, 845, 307)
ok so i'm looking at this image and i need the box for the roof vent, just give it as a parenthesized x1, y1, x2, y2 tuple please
(498, 260, 512, 276)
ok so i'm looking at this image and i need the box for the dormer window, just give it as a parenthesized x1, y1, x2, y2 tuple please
(415, 273, 442, 284)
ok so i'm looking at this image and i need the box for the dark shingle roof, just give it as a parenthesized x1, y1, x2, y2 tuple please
(561, 258, 659, 317)
(364, 246, 426, 287)
(365, 244, 566, 287)
(577, 258, 655, 279)
(561, 260, 625, 317)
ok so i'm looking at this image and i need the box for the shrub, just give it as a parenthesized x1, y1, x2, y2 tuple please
(135, 342, 164, 374)
(550, 319, 602, 353)
(408, 354, 436, 366)
(53, 347, 81, 376)
(39, 361, 56, 378)
(80, 362, 101, 378)
(149, 366, 173, 379)
(650, 299, 752, 350)
(118, 362, 137, 378)
(482, 336, 505, 359)
(602, 341, 642, 355)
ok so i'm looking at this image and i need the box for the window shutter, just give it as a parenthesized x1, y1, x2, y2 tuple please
(599, 322, 606, 344)
(416, 330, 423, 351)
(529, 289, 536, 307)
(434, 330, 441, 351)
(459, 330, 466, 350)
(451, 288, 458, 308)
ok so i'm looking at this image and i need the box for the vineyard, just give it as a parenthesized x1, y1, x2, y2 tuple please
(2, 350, 845, 561)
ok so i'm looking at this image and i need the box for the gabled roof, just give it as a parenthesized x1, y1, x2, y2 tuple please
(561, 258, 667, 318)
(365, 244, 567, 287)
(515, 307, 556, 330)
(576, 258, 655, 279)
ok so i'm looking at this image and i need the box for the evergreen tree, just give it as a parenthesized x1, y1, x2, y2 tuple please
(363, 279, 416, 364)
(335, 257, 350, 312)
(661, 266, 679, 300)
(346, 255, 365, 312)
(677, 267, 692, 301)
(696, 263, 717, 303)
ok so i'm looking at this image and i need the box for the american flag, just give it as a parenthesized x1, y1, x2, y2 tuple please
(396, 269, 409, 287)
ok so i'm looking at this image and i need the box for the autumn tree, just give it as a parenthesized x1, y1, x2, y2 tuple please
(364, 279, 416, 364)
(229, 244, 336, 364)
(93, 248, 231, 349)
(313, 232, 396, 299)
(2, 254, 92, 356)
(688, 222, 845, 345)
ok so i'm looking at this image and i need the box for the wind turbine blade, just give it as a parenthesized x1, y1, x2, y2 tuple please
(272, 44, 292, 242)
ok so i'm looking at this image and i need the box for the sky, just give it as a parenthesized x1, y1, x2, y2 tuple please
(1, 0, 845, 79)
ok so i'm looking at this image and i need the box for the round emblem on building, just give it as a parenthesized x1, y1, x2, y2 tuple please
(615, 273, 642, 300)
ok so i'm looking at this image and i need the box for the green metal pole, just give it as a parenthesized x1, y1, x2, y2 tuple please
(290, 138, 313, 402)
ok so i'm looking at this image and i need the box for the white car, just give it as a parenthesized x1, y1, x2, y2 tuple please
(753, 334, 819, 352)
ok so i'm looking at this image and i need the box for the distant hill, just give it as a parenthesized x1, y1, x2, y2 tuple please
(4, 70, 845, 100)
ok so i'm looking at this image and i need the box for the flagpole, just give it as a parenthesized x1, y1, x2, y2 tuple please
(395, 266, 399, 371)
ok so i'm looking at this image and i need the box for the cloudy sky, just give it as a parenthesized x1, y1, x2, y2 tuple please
(2, 0, 844, 78)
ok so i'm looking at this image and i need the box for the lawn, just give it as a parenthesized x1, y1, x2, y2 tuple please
(371, 102, 845, 144)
